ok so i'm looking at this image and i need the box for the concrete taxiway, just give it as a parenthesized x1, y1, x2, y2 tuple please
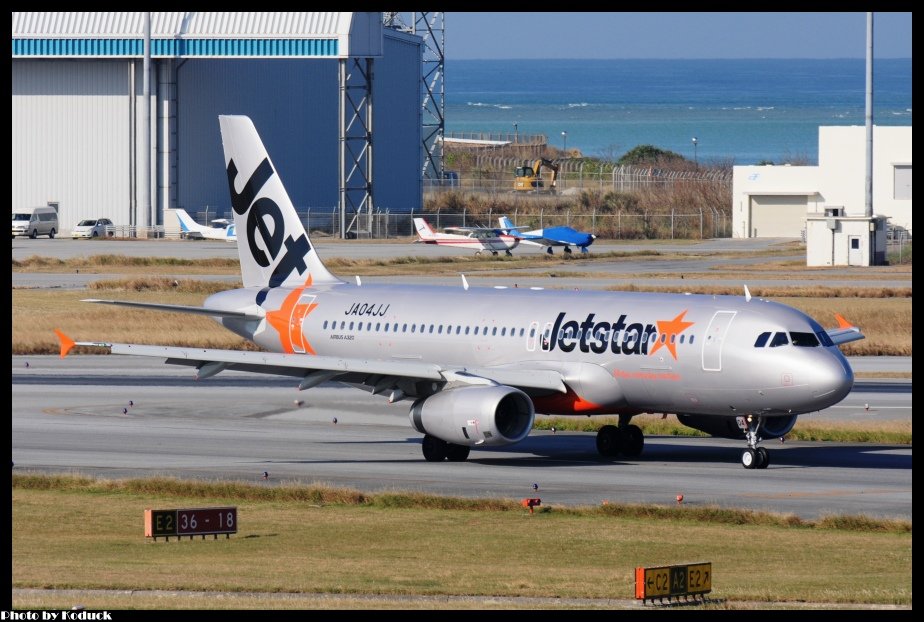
(12, 355, 911, 521)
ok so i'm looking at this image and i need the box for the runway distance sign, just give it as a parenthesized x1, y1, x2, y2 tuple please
(144, 507, 237, 540)
(635, 562, 712, 602)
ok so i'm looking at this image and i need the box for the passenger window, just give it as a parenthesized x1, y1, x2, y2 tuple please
(340, 321, 346, 330)
(689, 335, 695, 344)
(790, 332, 820, 347)
(429, 325, 434, 333)
(402, 323, 407, 332)
(679, 335, 685, 344)
(769, 332, 789, 347)
(323, 320, 328, 329)
(438, 325, 443, 334)
(384, 324, 389, 332)
(465, 326, 470, 335)
(411, 324, 416, 333)
(349, 322, 354, 330)
(501, 327, 507, 336)
(492, 327, 498, 336)
(456, 326, 461, 335)
(375, 322, 380, 331)
(754, 332, 771, 348)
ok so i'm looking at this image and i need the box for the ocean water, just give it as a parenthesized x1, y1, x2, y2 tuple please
(445, 59, 912, 165)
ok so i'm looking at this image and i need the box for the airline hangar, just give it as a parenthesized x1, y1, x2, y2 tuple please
(12, 12, 423, 235)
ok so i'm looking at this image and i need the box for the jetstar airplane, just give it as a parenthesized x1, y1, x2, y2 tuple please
(55, 116, 864, 469)
(413, 217, 519, 256)
(174, 207, 237, 242)
(498, 216, 596, 254)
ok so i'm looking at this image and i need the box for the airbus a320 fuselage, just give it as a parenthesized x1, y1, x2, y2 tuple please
(58, 115, 862, 469)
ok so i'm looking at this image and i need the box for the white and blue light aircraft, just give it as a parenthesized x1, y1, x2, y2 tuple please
(498, 216, 596, 254)
(174, 208, 237, 242)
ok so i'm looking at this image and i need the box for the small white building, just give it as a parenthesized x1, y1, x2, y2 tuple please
(732, 125, 912, 239)
(805, 208, 888, 266)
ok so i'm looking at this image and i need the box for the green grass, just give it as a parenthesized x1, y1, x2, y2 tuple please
(534, 415, 912, 445)
(11, 475, 912, 609)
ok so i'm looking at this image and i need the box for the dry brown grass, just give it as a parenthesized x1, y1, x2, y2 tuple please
(13, 290, 253, 355)
(11, 476, 913, 606)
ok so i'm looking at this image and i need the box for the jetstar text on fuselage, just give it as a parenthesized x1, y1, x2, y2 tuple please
(546, 310, 694, 359)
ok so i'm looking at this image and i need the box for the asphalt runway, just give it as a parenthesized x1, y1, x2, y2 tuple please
(12, 355, 911, 521)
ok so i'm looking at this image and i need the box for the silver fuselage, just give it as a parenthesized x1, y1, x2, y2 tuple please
(207, 283, 854, 419)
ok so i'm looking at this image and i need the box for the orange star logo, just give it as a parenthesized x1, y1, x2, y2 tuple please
(265, 276, 317, 354)
(648, 310, 694, 361)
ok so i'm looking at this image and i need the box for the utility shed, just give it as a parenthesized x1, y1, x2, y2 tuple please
(12, 12, 422, 235)
(805, 207, 888, 266)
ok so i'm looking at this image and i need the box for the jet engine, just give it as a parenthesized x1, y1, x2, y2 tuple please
(410, 385, 535, 447)
(676, 414, 798, 440)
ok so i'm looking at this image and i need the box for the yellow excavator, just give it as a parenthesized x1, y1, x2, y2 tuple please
(514, 158, 559, 193)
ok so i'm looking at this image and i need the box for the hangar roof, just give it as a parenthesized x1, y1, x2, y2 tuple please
(12, 11, 383, 58)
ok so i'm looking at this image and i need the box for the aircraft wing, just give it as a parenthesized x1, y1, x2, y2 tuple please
(82, 299, 264, 321)
(55, 334, 567, 395)
(826, 314, 865, 346)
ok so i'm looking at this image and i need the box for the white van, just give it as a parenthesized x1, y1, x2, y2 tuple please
(12, 206, 59, 239)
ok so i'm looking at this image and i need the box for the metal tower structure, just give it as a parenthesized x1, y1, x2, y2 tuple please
(384, 12, 445, 183)
(414, 12, 445, 182)
(339, 57, 374, 239)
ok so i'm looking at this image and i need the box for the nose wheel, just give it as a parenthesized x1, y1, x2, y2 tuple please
(740, 415, 770, 469)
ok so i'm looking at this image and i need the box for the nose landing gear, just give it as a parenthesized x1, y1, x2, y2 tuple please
(740, 415, 770, 469)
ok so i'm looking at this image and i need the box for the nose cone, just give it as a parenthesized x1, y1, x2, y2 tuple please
(812, 352, 854, 406)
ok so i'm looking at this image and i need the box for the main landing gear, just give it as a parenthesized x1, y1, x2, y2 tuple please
(422, 434, 471, 462)
(596, 415, 644, 459)
(740, 415, 770, 469)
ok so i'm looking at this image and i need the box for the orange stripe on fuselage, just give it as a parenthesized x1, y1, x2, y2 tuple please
(533, 386, 607, 415)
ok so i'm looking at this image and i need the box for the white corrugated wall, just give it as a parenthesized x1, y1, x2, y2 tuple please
(12, 60, 133, 231)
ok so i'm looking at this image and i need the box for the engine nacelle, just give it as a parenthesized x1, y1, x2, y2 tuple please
(676, 414, 798, 440)
(409, 385, 535, 447)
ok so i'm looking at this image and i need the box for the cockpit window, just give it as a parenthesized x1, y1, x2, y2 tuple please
(754, 332, 771, 348)
(816, 331, 834, 347)
(769, 332, 789, 347)
(790, 332, 820, 347)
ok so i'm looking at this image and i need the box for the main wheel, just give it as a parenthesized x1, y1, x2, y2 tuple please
(546, 247, 554, 255)
(48, 228, 56, 239)
(564, 246, 572, 254)
(445, 444, 471, 462)
(756, 447, 770, 469)
(621, 424, 645, 458)
(422, 435, 448, 462)
(742, 448, 758, 469)
(505, 250, 512, 257)
(491, 250, 498, 256)
(92, 230, 99, 238)
(596, 425, 622, 458)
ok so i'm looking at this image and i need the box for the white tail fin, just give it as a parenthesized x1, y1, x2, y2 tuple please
(174, 208, 206, 236)
(413, 217, 437, 240)
(498, 216, 516, 232)
(218, 115, 341, 288)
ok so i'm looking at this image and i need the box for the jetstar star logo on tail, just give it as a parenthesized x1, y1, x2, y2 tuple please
(546, 309, 694, 360)
(265, 276, 317, 354)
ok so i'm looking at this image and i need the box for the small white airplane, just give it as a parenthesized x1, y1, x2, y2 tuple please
(413, 217, 519, 256)
(174, 208, 237, 242)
